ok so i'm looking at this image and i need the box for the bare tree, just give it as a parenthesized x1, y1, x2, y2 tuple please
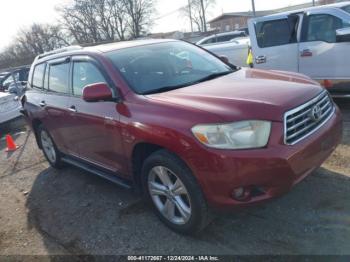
(181, 0, 215, 32)
(59, 0, 155, 43)
(59, 0, 104, 44)
(17, 24, 70, 55)
(105, 0, 129, 40)
(0, 23, 70, 69)
(122, 0, 156, 38)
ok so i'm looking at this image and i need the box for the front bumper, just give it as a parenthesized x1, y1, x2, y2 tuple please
(187, 107, 342, 209)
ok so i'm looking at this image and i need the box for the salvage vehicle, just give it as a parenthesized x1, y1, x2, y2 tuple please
(22, 40, 342, 234)
(203, 37, 251, 67)
(0, 66, 30, 94)
(196, 30, 246, 46)
(0, 91, 22, 125)
(205, 2, 350, 97)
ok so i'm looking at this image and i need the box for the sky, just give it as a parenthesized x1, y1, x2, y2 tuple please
(0, 0, 312, 51)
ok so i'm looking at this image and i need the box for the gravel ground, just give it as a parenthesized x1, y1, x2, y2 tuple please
(0, 100, 349, 256)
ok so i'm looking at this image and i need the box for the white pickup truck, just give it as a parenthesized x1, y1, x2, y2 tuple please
(205, 2, 350, 97)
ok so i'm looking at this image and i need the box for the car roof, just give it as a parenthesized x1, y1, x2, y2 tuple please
(214, 31, 245, 37)
(89, 39, 177, 53)
(256, 1, 350, 20)
(35, 39, 178, 63)
(197, 31, 245, 44)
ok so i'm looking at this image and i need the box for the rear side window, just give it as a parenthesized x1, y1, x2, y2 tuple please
(201, 37, 216, 45)
(217, 35, 236, 42)
(32, 63, 46, 89)
(48, 63, 70, 94)
(303, 14, 350, 43)
(255, 19, 293, 48)
(72, 62, 106, 96)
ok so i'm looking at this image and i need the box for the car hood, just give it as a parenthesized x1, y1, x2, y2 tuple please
(146, 68, 324, 122)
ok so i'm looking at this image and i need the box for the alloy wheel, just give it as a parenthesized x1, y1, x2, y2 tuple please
(148, 166, 192, 225)
(40, 130, 56, 163)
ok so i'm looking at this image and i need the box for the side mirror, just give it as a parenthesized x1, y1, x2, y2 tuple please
(336, 27, 350, 42)
(82, 83, 113, 102)
(219, 55, 230, 64)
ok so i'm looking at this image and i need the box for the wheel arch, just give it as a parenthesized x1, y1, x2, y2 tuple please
(130, 141, 195, 194)
(31, 118, 43, 149)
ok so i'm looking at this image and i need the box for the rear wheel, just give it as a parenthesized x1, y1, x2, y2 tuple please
(142, 150, 212, 234)
(38, 125, 63, 169)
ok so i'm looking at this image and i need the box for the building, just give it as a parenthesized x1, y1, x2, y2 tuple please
(209, 0, 342, 32)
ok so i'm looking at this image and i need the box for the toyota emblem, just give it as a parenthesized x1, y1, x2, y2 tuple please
(310, 105, 322, 122)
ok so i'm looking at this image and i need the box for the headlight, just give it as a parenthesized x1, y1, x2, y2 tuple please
(191, 120, 271, 149)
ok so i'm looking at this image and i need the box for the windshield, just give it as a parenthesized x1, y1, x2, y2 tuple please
(105, 41, 234, 95)
(342, 5, 350, 14)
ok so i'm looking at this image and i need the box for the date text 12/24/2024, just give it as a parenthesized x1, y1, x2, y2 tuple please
(127, 256, 219, 261)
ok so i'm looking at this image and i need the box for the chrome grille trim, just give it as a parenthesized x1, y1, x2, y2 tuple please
(284, 91, 335, 145)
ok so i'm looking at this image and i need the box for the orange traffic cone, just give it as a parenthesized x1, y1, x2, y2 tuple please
(5, 134, 19, 152)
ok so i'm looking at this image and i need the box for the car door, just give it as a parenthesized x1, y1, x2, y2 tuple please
(42, 58, 73, 154)
(298, 10, 350, 87)
(66, 56, 125, 174)
(248, 15, 299, 72)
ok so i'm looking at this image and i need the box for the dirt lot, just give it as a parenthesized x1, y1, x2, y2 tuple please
(0, 100, 350, 256)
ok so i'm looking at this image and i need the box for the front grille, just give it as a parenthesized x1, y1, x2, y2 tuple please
(284, 91, 334, 145)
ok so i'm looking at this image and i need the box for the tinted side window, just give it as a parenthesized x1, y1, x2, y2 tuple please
(256, 19, 293, 48)
(202, 37, 216, 45)
(72, 62, 106, 96)
(48, 63, 69, 94)
(32, 63, 46, 89)
(2, 75, 14, 88)
(304, 14, 350, 43)
(342, 5, 350, 15)
(217, 35, 236, 42)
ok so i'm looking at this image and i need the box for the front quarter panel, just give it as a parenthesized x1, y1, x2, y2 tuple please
(118, 95, 222, 189)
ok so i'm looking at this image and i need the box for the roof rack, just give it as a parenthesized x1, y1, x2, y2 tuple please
(37, 45, 83, 59)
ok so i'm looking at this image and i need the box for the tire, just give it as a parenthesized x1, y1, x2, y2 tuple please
(141, 149, 212, 234)
(37, 125, 64, 169)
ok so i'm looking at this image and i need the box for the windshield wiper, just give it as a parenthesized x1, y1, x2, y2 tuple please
(143, 71, 233, 95)
(193, 71, 233, 84)
(143, 84, 190, 95)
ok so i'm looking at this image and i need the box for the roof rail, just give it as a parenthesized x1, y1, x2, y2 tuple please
(37, 45, 83, 59)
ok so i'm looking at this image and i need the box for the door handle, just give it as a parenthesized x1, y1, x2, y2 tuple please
(300, 49, 313, 57)
(68, 105, 77, 112)
(39, 101, 46, 107)
(255, 55, 266, 64)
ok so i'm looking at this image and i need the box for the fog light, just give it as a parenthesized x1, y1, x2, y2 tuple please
(232, 187, 245, 199)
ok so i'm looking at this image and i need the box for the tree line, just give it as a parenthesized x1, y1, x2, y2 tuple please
(0, 0, 156, 69)
(0, 0, 216, 70)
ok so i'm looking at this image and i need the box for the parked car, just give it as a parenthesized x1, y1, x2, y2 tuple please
(0, 66, 30, 95)
(22, 40, 342, 234)
(203, 37, 251, 66)
(196, 30, 246, 46)
(207, 2, 350, 97)
(248, 2, 350, 97)
(0, 92, 22, 125)
(237, 27, 249, 36)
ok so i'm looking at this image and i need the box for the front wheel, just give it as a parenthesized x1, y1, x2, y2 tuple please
(38, 125, 63, 169)
(142, 150, 212, 234)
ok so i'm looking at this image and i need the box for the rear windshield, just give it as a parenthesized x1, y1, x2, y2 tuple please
(342, 5, 350, 15)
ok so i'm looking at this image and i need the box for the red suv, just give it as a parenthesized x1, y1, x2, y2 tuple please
(22, 39, 342, 234)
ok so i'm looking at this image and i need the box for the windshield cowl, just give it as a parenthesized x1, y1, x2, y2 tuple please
(142, 70, 234, 95)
